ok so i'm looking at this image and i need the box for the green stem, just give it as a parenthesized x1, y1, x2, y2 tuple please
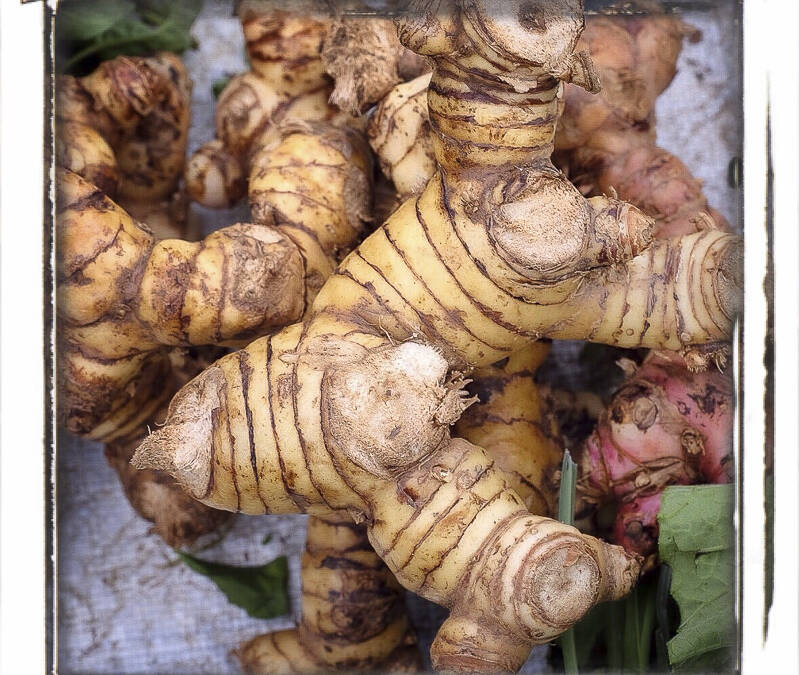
(558, 451, 579, 674)
(637, 581, 656, 669)
(606, 600, 624, 672)
(623, 586, 640, 670)
(654, 564, 673, 669)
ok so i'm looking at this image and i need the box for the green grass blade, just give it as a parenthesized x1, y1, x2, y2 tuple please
(558, 450, 579, 674)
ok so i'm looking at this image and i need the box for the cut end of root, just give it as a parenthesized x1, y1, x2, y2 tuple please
(714, 236, 743, 322)
(131, 366, 225, 499)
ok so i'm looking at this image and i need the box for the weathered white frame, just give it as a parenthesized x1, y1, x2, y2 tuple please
(0, 0, 796, 672)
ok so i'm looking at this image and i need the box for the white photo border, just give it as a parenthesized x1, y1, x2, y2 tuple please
(0, 0, 796, 672)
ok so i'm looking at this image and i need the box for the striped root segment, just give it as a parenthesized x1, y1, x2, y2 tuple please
(312, 169, 738, 367)
(236, 512, 419, 673)
(57, 169, 302, 440)
(57, 119, 372, 441)
(57, 53, 192, 209)
(185, 2, 338, 208)
(455, 343, 563, 517)
(247, 120, 374, 308)
(368, 72, 436, 200)
(134, 330, 640, 672)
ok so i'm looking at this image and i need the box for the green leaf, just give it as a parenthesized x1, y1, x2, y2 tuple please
(178, 552, 291, 620)
(261, 533, 273, 546)
(557, 450, 578, 525)
(58, 0, 203, 74)
(658, 484, 736, 671)
(212, 75, 233, 99)
(57, 0, 136, 42)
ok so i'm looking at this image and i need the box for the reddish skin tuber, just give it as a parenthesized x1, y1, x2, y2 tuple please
(578, 351, 734, 563)
(613, 493, 661, 560)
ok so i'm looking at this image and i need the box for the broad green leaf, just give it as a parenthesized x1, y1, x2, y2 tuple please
(178, 552, 290, 620)
(57, 0, 136, 42)
(658, 484, 736, 671)
(58, 0, 203, 73)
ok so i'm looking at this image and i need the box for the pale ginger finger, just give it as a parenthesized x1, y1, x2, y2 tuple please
(247, 120, 373, 306)
(57, 53, 192, 211)
(184, 139, 247, 209)
(185, 3, 336, 208)
(185, 71, 334, 208)
(238, 0, 331, 97)
(367, 73, 435, 200)
(236, 512, 419, 673)
(59, 55, 167, 144)
(455, 343, 562, 516)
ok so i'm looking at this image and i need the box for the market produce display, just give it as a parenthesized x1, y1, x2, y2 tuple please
(54, 0, 742, 672)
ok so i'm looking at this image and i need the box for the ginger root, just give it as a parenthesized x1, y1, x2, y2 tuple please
(135, 335, 639, 672)
(236, 512, 419, 673)
(57, 52, 192, 234)
(185, 1, 337, 208)
(58, 116, 372, 441)
(132, 3, 683, 669)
